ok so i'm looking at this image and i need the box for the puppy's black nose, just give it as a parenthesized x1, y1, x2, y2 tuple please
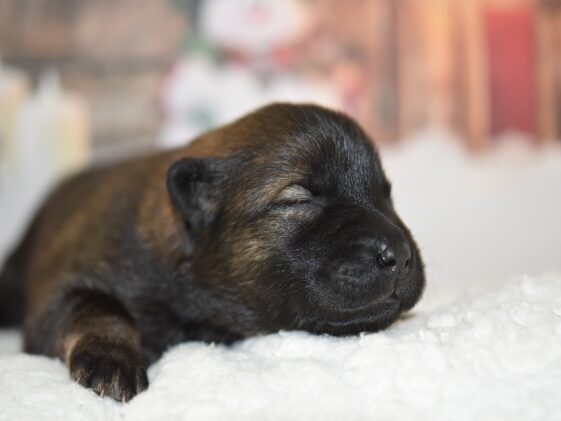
(378, 247, 397, 268)
(376, 241, 411, 271)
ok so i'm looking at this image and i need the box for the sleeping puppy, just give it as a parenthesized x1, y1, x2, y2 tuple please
(0, 104, 424, 401)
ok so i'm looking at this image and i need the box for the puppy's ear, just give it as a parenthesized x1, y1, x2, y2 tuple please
(166, 157, 231, 231)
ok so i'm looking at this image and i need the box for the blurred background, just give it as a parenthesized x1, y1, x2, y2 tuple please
(1, 0, 561, 308)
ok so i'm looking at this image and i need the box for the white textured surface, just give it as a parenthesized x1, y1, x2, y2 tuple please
(1, 275, 561, 421)
(1, 134, 561, 420)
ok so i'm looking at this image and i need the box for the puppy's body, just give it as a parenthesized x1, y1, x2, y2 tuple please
(0, 104, 424, 401)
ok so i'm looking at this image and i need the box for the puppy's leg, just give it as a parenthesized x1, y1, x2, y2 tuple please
(46, 289, 148, 402)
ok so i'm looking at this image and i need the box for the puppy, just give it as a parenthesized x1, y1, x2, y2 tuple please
(0, 104, 425, 401)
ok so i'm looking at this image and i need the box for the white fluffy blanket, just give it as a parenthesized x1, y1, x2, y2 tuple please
(1, 134, 561, 420)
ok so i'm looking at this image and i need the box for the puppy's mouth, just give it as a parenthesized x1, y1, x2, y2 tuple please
(305, 250, 425, 326)
(296, 295, 402, 336)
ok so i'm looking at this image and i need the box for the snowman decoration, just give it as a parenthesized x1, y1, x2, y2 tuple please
(158, 0, 341, 148)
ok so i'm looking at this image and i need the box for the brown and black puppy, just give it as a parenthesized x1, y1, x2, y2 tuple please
(0, 104, 424, 401)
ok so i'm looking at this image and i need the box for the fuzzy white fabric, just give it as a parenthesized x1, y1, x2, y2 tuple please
(1, 133, 561, 420)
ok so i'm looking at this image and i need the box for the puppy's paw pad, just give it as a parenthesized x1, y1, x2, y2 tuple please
(69, 342, 148, 402)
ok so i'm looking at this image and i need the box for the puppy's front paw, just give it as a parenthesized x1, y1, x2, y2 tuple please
(69, 338, 148, 402)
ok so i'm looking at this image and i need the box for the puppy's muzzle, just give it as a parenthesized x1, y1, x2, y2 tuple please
(333, 235, 411, 294)
(321, 211, 416, 308)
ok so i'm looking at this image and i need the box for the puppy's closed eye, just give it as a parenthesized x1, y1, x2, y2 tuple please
(276, 185, 314, 204)
(269, 185, 324, 220)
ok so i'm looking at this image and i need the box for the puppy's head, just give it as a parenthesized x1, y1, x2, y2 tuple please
(167, 104, 425, 335)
